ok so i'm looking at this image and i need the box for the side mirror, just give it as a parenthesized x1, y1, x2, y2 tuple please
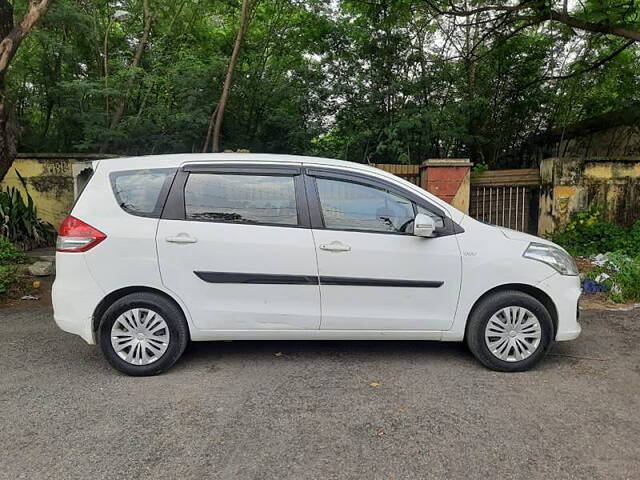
(413, 213, 437, 238)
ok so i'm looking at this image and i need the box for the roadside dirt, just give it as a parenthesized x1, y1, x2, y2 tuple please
(580, 293, 640, 311)
(574, 256, 640, 311)
(0, 275, 53, 310)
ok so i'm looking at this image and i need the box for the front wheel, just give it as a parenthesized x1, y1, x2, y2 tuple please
(99, 292, 189, 376)
(466, 290, 554, 372)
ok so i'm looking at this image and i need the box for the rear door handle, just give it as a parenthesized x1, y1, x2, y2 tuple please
(319, 241, 351, 252)
(165, 234, 198, 244)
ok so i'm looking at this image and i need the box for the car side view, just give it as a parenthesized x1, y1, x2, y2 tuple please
(52, 154, 581, 376)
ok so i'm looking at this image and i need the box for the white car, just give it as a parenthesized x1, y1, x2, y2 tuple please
(53, 154, 581, 375)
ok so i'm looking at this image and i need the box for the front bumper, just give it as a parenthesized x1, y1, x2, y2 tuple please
(536, 273, 582, 341)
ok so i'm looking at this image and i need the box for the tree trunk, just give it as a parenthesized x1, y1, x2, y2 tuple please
(103, 16, 113, 126)
(108, 0, 153, 130)
(462, 4, 482, 163)
(0, 73, 15, 182)
(211, 0, 251, 153)
(202, 104, 218, 153)
(101, 0, 153, 153)
(0, 0, 54, 182)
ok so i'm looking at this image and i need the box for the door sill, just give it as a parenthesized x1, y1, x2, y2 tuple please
(189, 329, 443, 341)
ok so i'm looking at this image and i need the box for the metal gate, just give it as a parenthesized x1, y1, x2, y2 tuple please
(469, 169, 540, 234)
(371, 163, 421, 186)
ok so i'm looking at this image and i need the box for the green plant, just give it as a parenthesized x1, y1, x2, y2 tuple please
(0, 171, 55, 250)
(0, 238, 26, 264)
(0, 264, 23, 294)
(472, 162, 489, 174)
(551, 205, 640, 257)
(605, 252, 640, 303)
(0, 239, 27, 296)
(581, 251, 640, 303)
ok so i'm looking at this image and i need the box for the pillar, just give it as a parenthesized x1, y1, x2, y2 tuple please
(420, 159, 472, 213)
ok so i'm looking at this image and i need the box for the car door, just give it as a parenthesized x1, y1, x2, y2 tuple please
(156, 163, 321, 331)
(305, 168, 462, 331)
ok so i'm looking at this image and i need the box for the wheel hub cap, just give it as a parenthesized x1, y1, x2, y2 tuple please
(484, 306, 541, 362)
(111, 308, 170, 366)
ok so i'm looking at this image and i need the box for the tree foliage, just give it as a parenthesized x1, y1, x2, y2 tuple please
(4, 0, 640, 167)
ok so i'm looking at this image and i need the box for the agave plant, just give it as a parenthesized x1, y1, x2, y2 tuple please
(0, 170, 55, 250)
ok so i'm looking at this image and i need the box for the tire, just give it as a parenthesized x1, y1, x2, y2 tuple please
(98, 292, 189, 376)
(466, 290, 554, 372)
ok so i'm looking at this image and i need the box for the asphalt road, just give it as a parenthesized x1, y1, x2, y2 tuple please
(1, 306, 639, 480)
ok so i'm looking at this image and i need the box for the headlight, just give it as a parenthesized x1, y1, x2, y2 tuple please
(523, 242, 578, 276)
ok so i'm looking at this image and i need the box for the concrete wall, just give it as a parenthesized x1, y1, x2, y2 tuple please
(538, 157, 640, 235)
(1, 154, 105, 228)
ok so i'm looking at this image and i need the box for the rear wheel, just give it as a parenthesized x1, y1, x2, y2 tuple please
(98, 292, 188, 376)
(466, 290, 554, 372)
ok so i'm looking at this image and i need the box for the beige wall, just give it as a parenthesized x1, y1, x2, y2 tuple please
(1, 154, 103, 228)
(538, 157, 640, 235)
(450, 169, 471, 214)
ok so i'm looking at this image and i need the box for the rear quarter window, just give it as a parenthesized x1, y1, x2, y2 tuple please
(110, 168, 176, 218)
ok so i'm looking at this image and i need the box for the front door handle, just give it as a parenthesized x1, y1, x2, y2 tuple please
(165, 233, 198, 244)
(319, 241, 351, 252)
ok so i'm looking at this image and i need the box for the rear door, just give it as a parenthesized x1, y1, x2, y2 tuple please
(305, 168, 462, 331)
(157, 163, 321, 331)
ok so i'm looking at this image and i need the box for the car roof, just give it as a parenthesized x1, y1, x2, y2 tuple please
(97, 153, 370, 170)
(95, 153, 401, 180)
(94, 153, 457, 217)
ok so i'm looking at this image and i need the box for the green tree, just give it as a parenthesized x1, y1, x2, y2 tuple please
(4, 0, 639, 169)
(0, 0, 54, 181)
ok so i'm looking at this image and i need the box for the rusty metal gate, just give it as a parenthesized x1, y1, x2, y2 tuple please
(469, 169, 541, 234)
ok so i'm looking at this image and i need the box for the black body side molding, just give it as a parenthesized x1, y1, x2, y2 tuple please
(194, 272, 318, 285)
(194, 272, 443, 288)
(319, 277, 443, 288)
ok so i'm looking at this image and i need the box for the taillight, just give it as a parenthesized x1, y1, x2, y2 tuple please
(56, 216, 107, 252)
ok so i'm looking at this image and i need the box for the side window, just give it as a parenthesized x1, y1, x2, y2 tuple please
(316, 178, 415, 233)
(110, 168, 175, 218)
(184, 173, 298, 226)
(417, 205, 445, 229)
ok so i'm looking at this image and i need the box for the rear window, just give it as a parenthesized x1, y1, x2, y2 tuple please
(110, 168, 175, 218)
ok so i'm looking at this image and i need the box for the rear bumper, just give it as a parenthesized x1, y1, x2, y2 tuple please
(52, 253, 104, 344)
(556, 324, 582, 341)
(536, 273, 582, 342)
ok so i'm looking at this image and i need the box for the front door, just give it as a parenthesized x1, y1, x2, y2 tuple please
(157, 164, 321, 331)
(306, 170, 462, 331)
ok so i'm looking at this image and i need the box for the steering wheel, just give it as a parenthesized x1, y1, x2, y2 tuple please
(398, 218, 414, 233)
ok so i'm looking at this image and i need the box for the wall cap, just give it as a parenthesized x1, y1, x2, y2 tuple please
(421, 158, 473, 167)
(542, 156, 640, 163)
